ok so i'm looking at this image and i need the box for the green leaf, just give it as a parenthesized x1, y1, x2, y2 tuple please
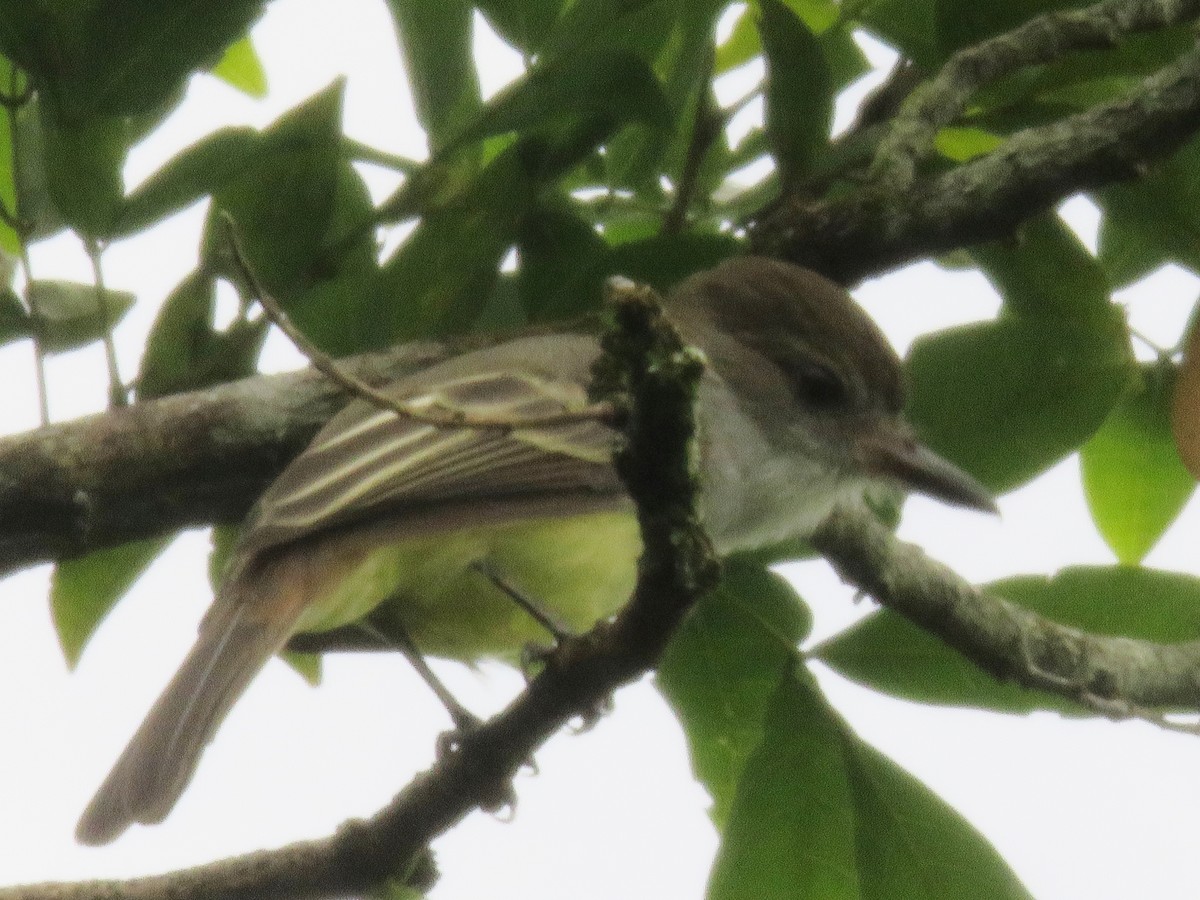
(819, 566, 1200, 712)
(758, 0, 833, 182)
(114, 127, 259, 237)
(716, 5, 760, 73)
(452, 49, 669, 150)
(707, 667, 858, 900)
(1081, 365, 1196, 563)
(934, 126, 1002, 162)
(385, 0, 482, 153)
(373, 148, 533, 343)
(0, 0, 266, 120)
(1096, 135, 1200, 286)
(658, 559, 810, 828)
(845, 738, 1032, 899)
(970, 213, 1113, 322)
(137, 270, 267, 398)
(51, 536, 172, 667)
(855, 0, 940, 69)
(516, 200, 608, 323)
(906, 314, 1132, 491)
(205, 81, 346, 296)
(37, 100, 130, 236)
(29, 280, 135, 354)
(210, 35, 268, 98)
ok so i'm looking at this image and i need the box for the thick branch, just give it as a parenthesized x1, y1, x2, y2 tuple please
(870, 0, 1200, 191)
(751, 32, 1200, 282)
(812, 506, 1200, 713)
(0, 343, 449, 577)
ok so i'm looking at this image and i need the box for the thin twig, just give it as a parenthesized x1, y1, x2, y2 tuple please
(85, 237, 127, 408)
(219, 211, 616, 431)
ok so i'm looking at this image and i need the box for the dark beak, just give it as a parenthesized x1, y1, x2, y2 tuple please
(854, 421, 998, 514)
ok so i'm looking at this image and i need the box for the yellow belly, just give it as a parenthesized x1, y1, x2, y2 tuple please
(293, 510, 641, 663)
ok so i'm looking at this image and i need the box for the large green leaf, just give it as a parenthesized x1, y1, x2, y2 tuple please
(818, 566, 1200, 712)
(385, 0, 482, 153)
(906, 315, 1132, 491)
(657, 560, 811, 829)
(845, 737, 1032, 899)
(51, 536, 172, 667)
(203, 82, 346, 296)
(759, 0, 832, 183)
(1081, 365, 1196, 564)
(709, 666, 1029, 899)
(37, 100, 131, 237)
(970, 213, 1112, 323)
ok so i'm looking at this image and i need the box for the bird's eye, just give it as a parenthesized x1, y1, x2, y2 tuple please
(786, 360, 848, 409)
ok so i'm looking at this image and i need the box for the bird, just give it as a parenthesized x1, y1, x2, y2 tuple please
(76, 256, 994, 845)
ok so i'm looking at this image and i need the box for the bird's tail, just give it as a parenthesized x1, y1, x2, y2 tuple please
(75, 571, 308, 846)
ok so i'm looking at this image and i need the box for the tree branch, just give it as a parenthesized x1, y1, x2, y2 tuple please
(0, 342, 450, 577)
(812, 505, 1200, 716)
(751, 18, 1200, 282)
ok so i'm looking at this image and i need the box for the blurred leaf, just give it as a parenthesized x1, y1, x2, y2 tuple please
(452, 49, 669, 149)
(716, 5, 759, 73)
(604, 233, 742, 292)
(855, 0, 940, 69)
(1082, 365, 1195, 563)
(115, 127, 259, 237)
(971, 213, 1113, 322)
(758, 0, 832, 183)
(934, 126, 1002, 162)
(658, 559, 810, 828)
(37, 101, 130, 236)
(210, 35, 268, 98)
(1096, 135, 1200, 286)
(819, 566, 1200, 712)
(516, 201, 608, 323)
(0, 0, 266, 119)
(51, 536, 172, 667)
(935, 0, 1082, 62)
(137, 271, 267, 398)
(204, 81, 346, 296)
(10, 100, 63, 242)
(385, 0, 482, 153)
(906, 314, 1132, 491)
(0, 289, 29, 345)
(29, 280, 135, 354)
(374, 149, 533, 343)
(1173, 310, 1200, 478)
(281, 651, 323, 685)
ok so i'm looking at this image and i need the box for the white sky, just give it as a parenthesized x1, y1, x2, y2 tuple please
(1, 2, 1198, 898)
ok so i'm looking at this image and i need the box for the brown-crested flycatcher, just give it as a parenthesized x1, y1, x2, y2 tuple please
(76, 257, 993, 845)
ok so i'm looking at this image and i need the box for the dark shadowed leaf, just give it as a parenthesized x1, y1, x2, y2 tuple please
(1081, 364, 1195, 563)
(51, 536, 172, 667)
(476, 0, 567, 54)
(1175, 310, 1200, 478)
